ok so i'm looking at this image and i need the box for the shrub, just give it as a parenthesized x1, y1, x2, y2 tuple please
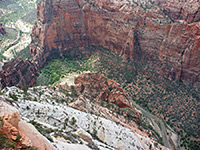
(70, 117, 76, 125)
(0, 133, 16, 149)
(70, 86, 78, 97)
(15, 133, 21, 142)
(0, 117, 3, 127)
(9, 93, 18, 101)
(22, 86, 28, 94)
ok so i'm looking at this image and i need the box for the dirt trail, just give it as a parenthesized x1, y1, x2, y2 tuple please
(2, 19, 33, 60)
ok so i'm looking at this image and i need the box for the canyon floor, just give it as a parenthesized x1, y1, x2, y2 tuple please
(0, 0, 36, 62)
(34, 46, 200, 150)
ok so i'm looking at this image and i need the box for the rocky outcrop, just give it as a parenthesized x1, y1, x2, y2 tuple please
(74, 73, 131, 108)
(0, 97, 55, 150)
(0, 22, 6, 35)
(0, 58, 38, 89)
(29, 0, 200, 86)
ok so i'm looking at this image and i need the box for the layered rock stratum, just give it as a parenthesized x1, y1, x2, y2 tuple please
(154, 0, 200, 23)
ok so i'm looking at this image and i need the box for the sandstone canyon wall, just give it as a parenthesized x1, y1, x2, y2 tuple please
(30, 0, 200, 84)
(1, 0, 200, 88)
(0, 58, 38, 88)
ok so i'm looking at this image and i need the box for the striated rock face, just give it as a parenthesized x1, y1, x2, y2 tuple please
(0, 22, 6, 35)
(0, 97, 55, 150)
(74, 73, 131, 108)
(137, 20, 200, 84)
(29, 0, 200, 86)
(0, 58, 38, 89)
(154, 0, 200, 23)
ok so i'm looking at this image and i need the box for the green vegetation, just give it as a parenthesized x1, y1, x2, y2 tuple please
(15, 46, 32, 60)
(29, 120, 54, 142)
(70, 117, 77, 125)
(92, 128, 98, 139)
(36, 57, 87, 85)
(0, 0, 16, 9)
(0, 133, 16, 149)
(0, 0, 37, 62)
(70, 86, 78, 97)
(16, 133, 21, 142)
(9, 93, 18, 101)
(36, 45, 111, 86)
(21, 9, 37, 24)
(0, 28, 18, 42)
(0, 53, 6, 62)
(0, 0, 37, 24)
(22, 86, 28, 95)
(1, 9, 26, 23)
(0, 28, 19, 61)
(36, 48, 96, 85)
(179, 130, 200, 150)
(0, 117, 4, 128)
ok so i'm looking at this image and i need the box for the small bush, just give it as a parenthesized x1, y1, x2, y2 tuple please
(22, 87, 28, 94)
(26, 106, 30, 110)
(70, 86, 78, 97)
(0, 117, 3, 127)
(15, 133, 21, 142)
(0, 133, 16, 149)
(9, 93, 18, 101)
(70, 117, 76, 125)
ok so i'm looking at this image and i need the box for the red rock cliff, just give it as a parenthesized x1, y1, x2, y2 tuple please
(154, 0, 200, 23)
(0, 58, 38, 88)
(0, 0, 199, 88)
(30, 0, 200, 85)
